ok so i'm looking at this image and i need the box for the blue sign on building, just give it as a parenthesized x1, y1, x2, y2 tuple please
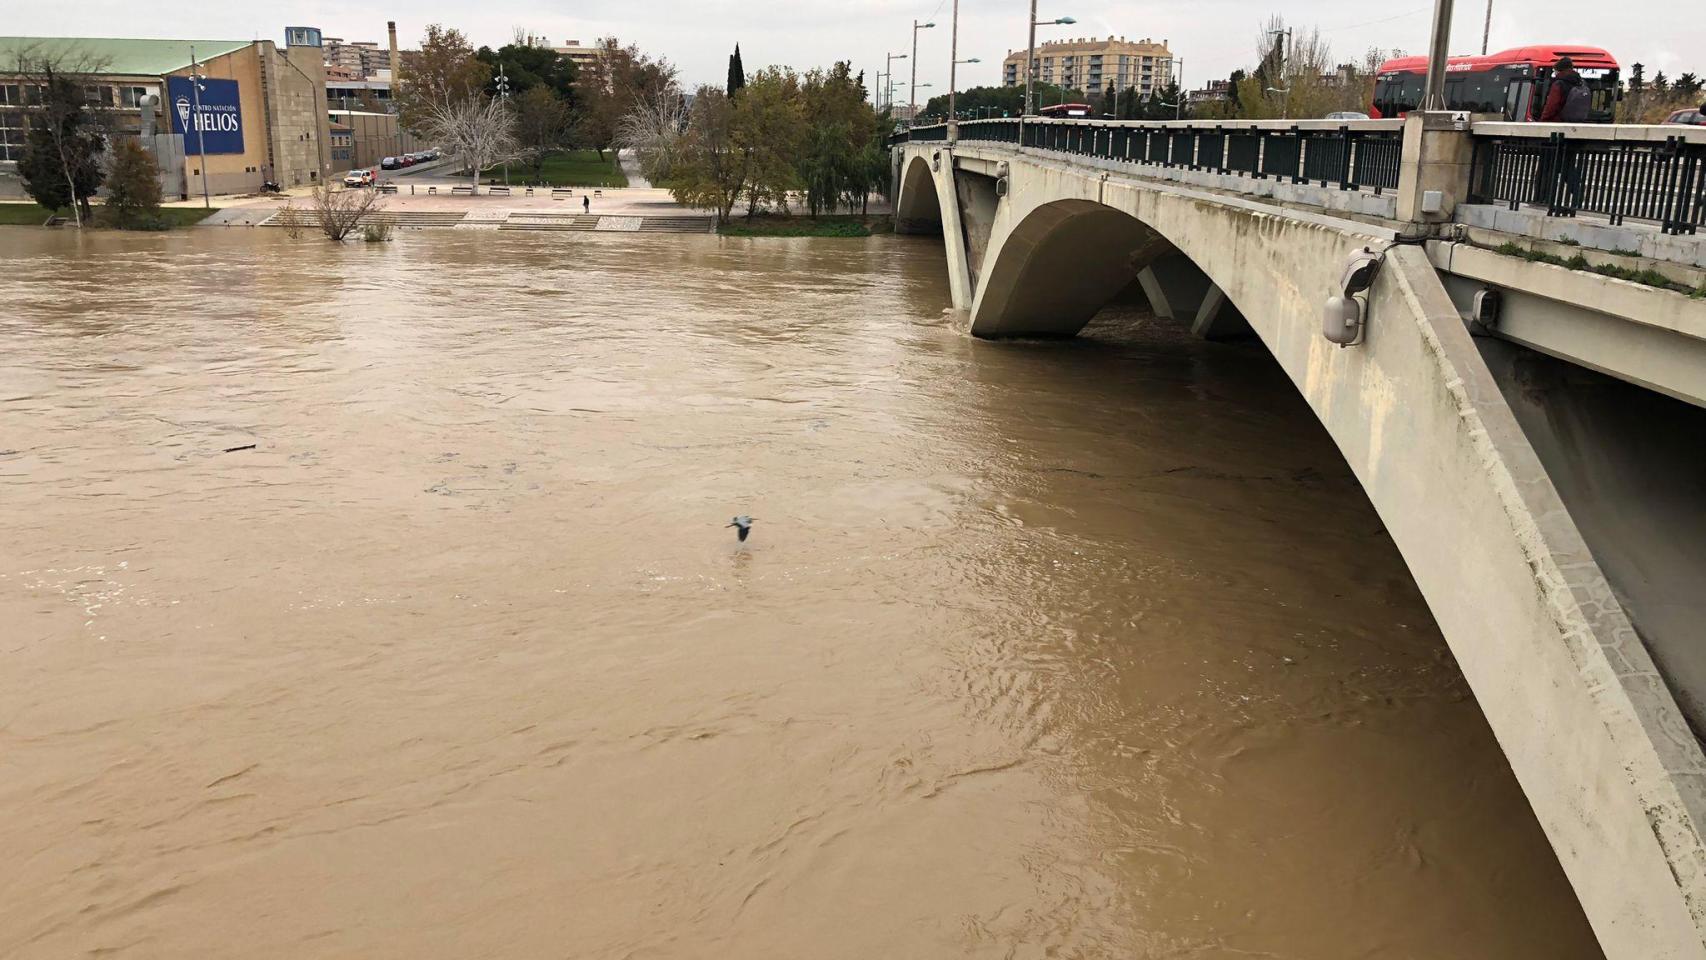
(167, 76, 244, 154)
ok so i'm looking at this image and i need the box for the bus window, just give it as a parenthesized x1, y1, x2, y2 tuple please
(1505, 78, 1534, 120)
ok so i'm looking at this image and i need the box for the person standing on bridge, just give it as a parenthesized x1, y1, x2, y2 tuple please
(1540, 57, 1589, 123)
(1536, 57, 1588, 209)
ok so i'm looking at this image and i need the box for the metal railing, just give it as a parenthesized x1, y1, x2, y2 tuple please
(896, 117, 1404, 193)
(1469, 123, 1706, 235)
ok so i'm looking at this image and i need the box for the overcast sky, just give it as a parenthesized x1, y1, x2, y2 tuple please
(9, 0, 1701, 98)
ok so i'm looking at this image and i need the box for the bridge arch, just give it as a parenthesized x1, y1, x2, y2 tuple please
(893, 153, 944, 236)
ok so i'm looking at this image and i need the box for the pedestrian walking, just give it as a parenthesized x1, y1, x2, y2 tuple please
(583, 195, 590, 214)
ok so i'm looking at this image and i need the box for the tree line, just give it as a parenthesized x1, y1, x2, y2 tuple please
(622, 51, 891, 224)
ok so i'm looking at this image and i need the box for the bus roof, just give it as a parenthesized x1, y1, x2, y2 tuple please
(1377, 44, 1618, 75)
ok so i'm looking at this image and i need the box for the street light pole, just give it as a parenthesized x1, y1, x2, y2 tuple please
(911, 19, 935, 127)
(1023, 8, 1077, 117)
(495, 62, 510, 187)
(189, 46, 210, 209)
(948, 0, 959, 141)
(1175, 57, 1184, 119)
(884, 52, 907, 113)
(1480, 0, 1492, 55)
(1422, 0, 1455, 110)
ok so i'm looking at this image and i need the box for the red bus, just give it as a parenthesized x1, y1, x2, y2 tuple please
(1372, 45, 1620, 122)
(1039, 103, 1093, 118)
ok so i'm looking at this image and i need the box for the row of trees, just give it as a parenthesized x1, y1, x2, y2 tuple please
(919, 81, 1186, 122)
(1621, 64, 1704, 122)
(623, 55, 890, 223)
(394, 25, 677, 187)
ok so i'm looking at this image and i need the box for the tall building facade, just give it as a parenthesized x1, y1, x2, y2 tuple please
(1002, 36, 1174, 96)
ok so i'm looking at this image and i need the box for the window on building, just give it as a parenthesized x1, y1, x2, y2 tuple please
(0, 110, 26, 162)
(119, 86, 150, 108)
(0, 84, 18, 105)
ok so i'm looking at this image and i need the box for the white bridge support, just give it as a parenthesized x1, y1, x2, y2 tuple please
(894, 139, 1706, 960)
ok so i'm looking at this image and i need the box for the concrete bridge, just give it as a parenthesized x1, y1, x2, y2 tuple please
(894, 114, 1706, 960)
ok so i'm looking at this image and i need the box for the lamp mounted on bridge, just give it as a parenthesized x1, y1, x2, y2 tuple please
(1321, 246, 1386, 347)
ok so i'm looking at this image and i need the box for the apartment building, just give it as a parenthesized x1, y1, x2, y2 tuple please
(1002, 36, 1174, 96)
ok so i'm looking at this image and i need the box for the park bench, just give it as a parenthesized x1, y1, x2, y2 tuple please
(593, 189, 603, 198)
(488, 186, 511, 197)
(551, 187, 573, 198)
(427, 186, 437, 195)
(451, 185, 474, 196)
(524, 187, 535, 197)
(377, 184, 399, 194)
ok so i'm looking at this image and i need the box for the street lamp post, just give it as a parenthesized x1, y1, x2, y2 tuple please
(911, 19, 935, 127)
(1024, 5, 1077, 117)
(884, 52, 907, 113)
(948, 0, 960, 141)
(1422, 0, 1456, 109)
(495, 63, 511, 187)
(1174, 57, 1184, 119)
(189, 46, 210, 210)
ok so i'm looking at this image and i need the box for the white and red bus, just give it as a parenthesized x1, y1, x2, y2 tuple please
(1372, 45, 1620, 122)
(1038, 102, 1093, 118)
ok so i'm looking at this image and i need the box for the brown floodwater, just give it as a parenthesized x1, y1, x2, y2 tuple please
(0, 227, 1601, 959)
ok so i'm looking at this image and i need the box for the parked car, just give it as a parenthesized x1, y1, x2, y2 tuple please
(1325, 111, 1371, 120)
(399, 154, 416, 167)
(380, 156, 399, 170)
(342, 168, 374, 187)
(1662, 109, 1706, 126)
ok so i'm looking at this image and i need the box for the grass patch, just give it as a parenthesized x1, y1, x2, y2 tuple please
(1492, 240, 1699, 295)
(484, 150, 627, 188)
(719, 215, 892, 238)
(0, 202, 217, 228)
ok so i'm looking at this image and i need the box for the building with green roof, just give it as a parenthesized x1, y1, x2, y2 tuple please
(0, 28, 333, 198)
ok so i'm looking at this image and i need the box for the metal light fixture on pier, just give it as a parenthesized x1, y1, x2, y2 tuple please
(883, 51, 907, 113)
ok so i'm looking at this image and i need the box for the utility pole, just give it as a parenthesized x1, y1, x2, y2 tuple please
(911, 19, 935, 127)
(1175, 58, 1185, 119)
(189, 46, 210, 209)
(1481, 0, 1492, 55)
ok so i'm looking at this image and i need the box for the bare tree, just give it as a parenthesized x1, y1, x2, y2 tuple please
(513, 85, 573, 179)
(307, 182, 385, 241)
(418, 94, 519, 194)
(615, 87, 688, 182)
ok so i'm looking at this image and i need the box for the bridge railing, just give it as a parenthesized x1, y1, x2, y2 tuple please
(1468, 122, 1706, 235)
(898, 117, 1405, 193)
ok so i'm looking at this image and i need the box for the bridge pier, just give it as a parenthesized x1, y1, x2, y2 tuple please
(1136, 253, 1253, 341)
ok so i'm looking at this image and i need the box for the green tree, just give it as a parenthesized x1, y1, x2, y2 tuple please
(474, 43, 577, 105)
(1653, 71, 1670, 93)
(103, 138, 162, 228)
(727, 44, 746, 96)
(16, 65, 106, 224)
(734, 66, 805, 216)
(796, 62, 873, 215)
(513, 86, 573, 178)
(1676, 73, 1702, 99)
(669, 86, 748, 223)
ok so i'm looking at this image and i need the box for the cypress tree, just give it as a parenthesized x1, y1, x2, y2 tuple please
(727, 44, 746, 96)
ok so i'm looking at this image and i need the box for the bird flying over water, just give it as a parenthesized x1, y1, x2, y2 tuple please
(727, 516, 754, 542)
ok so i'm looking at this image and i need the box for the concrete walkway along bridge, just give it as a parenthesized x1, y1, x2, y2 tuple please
(893, 113, 1706, 960)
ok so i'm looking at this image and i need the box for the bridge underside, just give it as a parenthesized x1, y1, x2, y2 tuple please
(894, 140, 1706, 960)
